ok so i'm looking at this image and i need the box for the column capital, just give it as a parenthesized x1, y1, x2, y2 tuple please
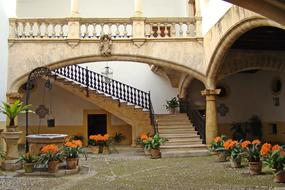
(201, 89, 221, 96)
(6, 92, 24, 103)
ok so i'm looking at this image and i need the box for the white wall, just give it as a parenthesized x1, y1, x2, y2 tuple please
(0, 0, 16, 123)
(16, 0, 187, 18)
(81, 62, 178, 113)
(217, 71, 285, 123)
(200, 0, 232, 35)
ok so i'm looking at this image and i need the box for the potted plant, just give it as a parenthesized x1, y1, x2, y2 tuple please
(37, 144, 63, 173)
(164, 97, 179, 114)
(224, 139, 243, 168)
(62, 140, 85, 169)
(113, 132, 125, 144)
(209, 135, 229, 162)
(148, 134, 167, 159)
(17, 152, 38, 173)
(89, 134, 109, 154)
(136, 133, 151, 155)
(241, 139, 262, 175)
(0, 100, 32, 131)
(261, 143, 285, 183)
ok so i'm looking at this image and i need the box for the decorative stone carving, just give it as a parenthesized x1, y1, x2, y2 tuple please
(6, 92, 24, 103)
(201, 89, 221, 97)
(36, 104, 49, 118)
(100, 35, 112, 56)
(217, 103, 229, 116)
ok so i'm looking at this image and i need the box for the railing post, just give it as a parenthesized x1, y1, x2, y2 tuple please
(67, 17, 80, 46)
(131, 17, 146, 46)
(85, 66, 89, 97)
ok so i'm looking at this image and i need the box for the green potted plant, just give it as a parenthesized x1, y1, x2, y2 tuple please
(261, 143, 285, 183)
(62, 140, 86, 169)
(164, 97, 179, 114)
(148, 134, 167, 159)
(37, 144, 63, 173)
(17, 152, 38, 173)
(0, 100, 32, 132)
(89, 134, 109, 153)
(113, 132, 126, 144)
(241, 139, 262, 175)
(209, 134, 229, 162)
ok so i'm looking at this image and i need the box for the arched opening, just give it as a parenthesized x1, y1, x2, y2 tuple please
(215, 26, 285, 144)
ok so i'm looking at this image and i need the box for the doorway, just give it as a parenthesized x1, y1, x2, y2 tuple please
(87, 114, 107, 137)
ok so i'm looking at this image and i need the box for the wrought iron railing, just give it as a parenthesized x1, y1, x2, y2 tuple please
(181, 99, 205, 144)
(53, 64, 158, 133)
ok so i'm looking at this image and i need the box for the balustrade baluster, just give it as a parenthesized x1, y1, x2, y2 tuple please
(164, 23, 169, 38)
(179, 23, 183, 36)
(85, 24, 89, 38)
(150, 23, 154, 38)
(157, 23, 161, 38)
(145, 92, 149, 109)
(59, 24, 64, 38)
(100, 23, 104, 36)
(138, 91, 142, 107)
(116, 24, 120, 38)
(123, 23, 128, 38)
(186, 22, 190, 37)
(171, 23, 176, 37)
(52, 24, 56, 38)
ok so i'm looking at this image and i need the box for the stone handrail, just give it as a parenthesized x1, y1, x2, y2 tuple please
(9, 17, 199, 40)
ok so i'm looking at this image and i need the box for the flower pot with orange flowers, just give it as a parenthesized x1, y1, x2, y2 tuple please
(36, 144, 63, 173)
(224, 140, 243, 168)
(262, 143, 285, 183)
(241, 140, 262, 175)
(210, 135, 229, 162)
(89, 134, 110, 154)
(62, 140, 85, 169)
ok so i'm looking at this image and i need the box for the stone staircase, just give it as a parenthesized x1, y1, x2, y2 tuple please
(157, 114, 209, 157)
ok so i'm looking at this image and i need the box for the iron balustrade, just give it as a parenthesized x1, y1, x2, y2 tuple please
(53, 64, 158, 134)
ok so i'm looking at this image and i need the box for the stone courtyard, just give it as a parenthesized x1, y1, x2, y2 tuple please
(0, 149, 284, 190)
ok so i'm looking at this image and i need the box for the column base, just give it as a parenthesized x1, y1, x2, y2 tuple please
(1, 159, 22, 171)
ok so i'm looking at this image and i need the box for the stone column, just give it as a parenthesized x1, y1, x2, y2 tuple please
(134, 0, 143, 17)
(194, 0, 202, 37)
(71, 0, 80, 17)
(201, 89, 220, 144)
(187, 0, 195, 17)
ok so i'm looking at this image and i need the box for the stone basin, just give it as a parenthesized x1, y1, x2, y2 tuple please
(26, 134, 68, 155)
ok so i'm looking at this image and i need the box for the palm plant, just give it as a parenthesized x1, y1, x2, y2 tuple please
(0, 100, 32, 127)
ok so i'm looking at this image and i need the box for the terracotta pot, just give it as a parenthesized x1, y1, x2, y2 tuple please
(48, 160, 59, 173)
(217, 152, 228, 162)
(274, 170, 285, 183)
(24, 163, 34, 173)
(230, 157, 241, 168)
(98, 145, 104, 154)
(6, 125, 17, 132)
(76, 157, 79, 166)
(150, 148, 161, 159)
(248, 161, 262, 175)
(103, 146, 110, 154)
(144, 147, 151, 156)
(66, 158, 77, 169)
(90, 146, 98, 153)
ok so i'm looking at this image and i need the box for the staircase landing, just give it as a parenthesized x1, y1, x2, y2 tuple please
(157, 114, 209, 158)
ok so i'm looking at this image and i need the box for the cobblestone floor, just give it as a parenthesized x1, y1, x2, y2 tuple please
(0, 148, 285, 190)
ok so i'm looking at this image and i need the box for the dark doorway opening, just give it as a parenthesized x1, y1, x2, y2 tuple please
(87, 114, 107, 138)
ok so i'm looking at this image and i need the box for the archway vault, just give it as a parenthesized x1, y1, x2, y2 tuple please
(9, 54, 207, 95)
(204, 5, 285, 88)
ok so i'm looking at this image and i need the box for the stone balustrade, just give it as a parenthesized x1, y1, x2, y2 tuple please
(145, 17, 196, 38)
(9, 17, 198, 40)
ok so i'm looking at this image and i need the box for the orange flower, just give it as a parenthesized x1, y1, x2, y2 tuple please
(41, 144, 59, 154)
(214, 136, 222, 143)
(140, 133, 148, 141)
(89, 134, 109, 142)
(224, 139, 237, 150)
(260, 143, 271, 156)
(241, 140, 251, 148)
(252, 139, 261, 145)
(272, 144, 282, 151)
(72, 140, 82, 147)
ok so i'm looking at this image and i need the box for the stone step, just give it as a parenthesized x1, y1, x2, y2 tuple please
(161, 149, 209, 158)
(158, 125, 194, 130)
(160, 133, 200, 138)
(156, 114, 188, 118)
(158, 127, 195, 131)
(166, 138, 202, 144)
(160, 144, 207, 150)
(159, 130, 198, 135)
(157, 121, 191, 125)
(164, 140, 203, 145)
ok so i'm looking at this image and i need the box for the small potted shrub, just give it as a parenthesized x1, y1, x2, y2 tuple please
(148, 134, 167, 159)
(62, 140, 85, 169)
(164, 97, 179, 114)
(0, 100, 32, 132)
(241, 139, 262, 175)
(37, 144, 63, 173)
(209, 135, 229, 162)
(17, 152, 38, 173)
(261, 143, 285, 183)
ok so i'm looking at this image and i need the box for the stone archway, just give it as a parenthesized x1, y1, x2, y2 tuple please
(207, 18, 285, 85)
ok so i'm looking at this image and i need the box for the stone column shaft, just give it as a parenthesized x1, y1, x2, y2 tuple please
(201, 89, 220, 144)
(71, 0, 80, 17)
(134, 0, 143, 17)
